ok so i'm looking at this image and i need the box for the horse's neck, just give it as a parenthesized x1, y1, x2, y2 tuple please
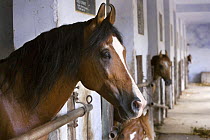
(35, 75, 78, 121)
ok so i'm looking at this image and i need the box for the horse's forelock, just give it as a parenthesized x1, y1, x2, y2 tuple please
(84, 19, 123, 56)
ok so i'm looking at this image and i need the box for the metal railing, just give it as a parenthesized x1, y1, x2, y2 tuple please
(11, 104, 93, 140)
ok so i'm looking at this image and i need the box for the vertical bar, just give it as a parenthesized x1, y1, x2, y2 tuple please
(67, 96, 76, 139)
(101, 97, 113, 140)
(136, 55, 143, 84)
(147, 55, 155, 139)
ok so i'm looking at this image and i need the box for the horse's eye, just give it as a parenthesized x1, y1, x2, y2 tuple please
(101, 50, 111, 59)
(159, 64, 163, 69)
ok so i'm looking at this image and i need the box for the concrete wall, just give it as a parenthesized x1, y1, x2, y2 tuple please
(187, 23, 210, 83)
(147, 0, 165, 55)
(13, 0, 56, 49)
(164, 0, 175, 59)
(157, 0, 165, 52)
(147, 0, 158, 56)
(0, 0, 14, 59)
(164, 0, 176, 108)
(175, 13, 187, 92)
(133, 0, 149, 80)
(147, 0, 166, 125)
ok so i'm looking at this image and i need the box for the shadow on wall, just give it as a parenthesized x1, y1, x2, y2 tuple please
(0, 0, 14, 59)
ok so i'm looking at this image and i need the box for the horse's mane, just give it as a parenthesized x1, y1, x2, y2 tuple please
(0, 19, 122, 108)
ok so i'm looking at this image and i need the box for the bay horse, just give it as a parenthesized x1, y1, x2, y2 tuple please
(111, 51, 172, 140)
(187, 54, 192, 64)
(151, 51, 172, 86)
(0, 3, 147, 139)
(112, 110, 153, 140)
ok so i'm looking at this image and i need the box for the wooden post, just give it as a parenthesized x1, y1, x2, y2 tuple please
(11, 104, 93, 140)
(136, 55, 143, 93)
(101, 97, 113, 140)
(67, 92, 77, 139)
(153, 79, 161, 125)
(160, 79, 166, 121)
(178, 61, 182, 97)
(146, 55, 155, 139)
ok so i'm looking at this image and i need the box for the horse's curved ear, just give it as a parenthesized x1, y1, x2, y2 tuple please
(89, 3, 105, 31)
(165, 50, 168, 57)
(96, 3, 105, 24)
(106, 4, 116, 25)
(159, 50, 163, 58)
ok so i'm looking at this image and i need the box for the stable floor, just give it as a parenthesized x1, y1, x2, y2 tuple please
(156, 83, 210, 140)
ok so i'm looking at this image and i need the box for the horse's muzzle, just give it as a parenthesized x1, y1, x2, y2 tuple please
(131, 99, 142, 115)
(165, 79, 172, 86)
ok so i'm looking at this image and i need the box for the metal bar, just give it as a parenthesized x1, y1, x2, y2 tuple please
(137, 82, 155, 88)
(149, 102, 169, 109)
(11, 104, 93, 140)
(109, 127, 120, 139)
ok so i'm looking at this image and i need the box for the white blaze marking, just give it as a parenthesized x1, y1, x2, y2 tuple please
(112, 36, 147, 118)
(130, 132, 136, 140)
(163, 61, 169, 68)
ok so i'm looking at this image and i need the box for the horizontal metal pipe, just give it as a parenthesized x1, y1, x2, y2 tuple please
(137, 82, 155, 88)
(11, 104, 93, 140)
(109, 127, 120, 139)
(149, 102, 169, 109)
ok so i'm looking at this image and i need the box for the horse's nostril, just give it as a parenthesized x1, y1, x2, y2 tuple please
(131, 100, 142, 113)
(165, 79, 172, 86)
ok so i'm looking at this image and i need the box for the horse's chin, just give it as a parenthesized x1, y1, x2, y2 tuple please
(164, 79, 172, 86)
(116, 107, 144, 122)
(116, 109, 131, 121)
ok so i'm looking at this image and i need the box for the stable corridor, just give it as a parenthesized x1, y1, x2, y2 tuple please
(156, 84, 210, 140)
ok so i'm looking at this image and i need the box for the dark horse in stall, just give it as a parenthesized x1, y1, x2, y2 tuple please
(187, 54, 192, 64)
(151, 50, 172, 86)
(112, 50, 172, 140)
(0, 3, 147, 139)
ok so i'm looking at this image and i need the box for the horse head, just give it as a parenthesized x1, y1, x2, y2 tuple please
(78, 3, 147, 120)
(151, 50, 172, 86)
(187, 54, 192, 64)
(110, 112, 153, 140)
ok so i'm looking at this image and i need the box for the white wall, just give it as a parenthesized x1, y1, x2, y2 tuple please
(164, 0, 175, 59)
(147, 0, 165, 55)
(13, 0, 56, 49)
(187, 23, 210, 83)
(147, 0, 158, 56)
(157, 0, 165, 52)
(133, 0, 149, 80)
(57, 0, 104, 26)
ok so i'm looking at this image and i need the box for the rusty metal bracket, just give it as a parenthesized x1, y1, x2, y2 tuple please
(70, 86, 80, 128)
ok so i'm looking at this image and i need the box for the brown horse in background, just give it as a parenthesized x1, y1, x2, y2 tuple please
(111, 51, 172, 140)
(151, 50, 172, 86)
(112, 111, 153, 140)
(187, 54, 192, 64)
(0, 3, 147, 139)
